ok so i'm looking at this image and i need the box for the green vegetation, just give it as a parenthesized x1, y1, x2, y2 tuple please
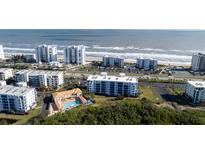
(139, 78, 185, 84)
(0, 118, 17, 125)
(139, 86, 162, 103)
(0, 93, 44, 125)
(30, 99, 204, 125)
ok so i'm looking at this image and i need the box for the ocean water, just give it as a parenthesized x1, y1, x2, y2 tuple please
(0, 29, 205, 65)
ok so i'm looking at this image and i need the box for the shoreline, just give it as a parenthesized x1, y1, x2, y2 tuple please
(4, 50, 191, 67)
(85, 56, 191, 67)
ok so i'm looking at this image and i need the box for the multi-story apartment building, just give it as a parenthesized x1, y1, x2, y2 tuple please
(185, 81, 205, 104)
(0, 68, 13, 81)
(136, 57, 158, 71)
(64, 45, 85, 65)
(15, 70, 64, 88)
(0, 45, 5, 60)
(36, 44, 58, 63)
(87, 72, 138, 96)
(0, 85, 37, 113)
(191, 53, 205, 72)
(103, 55, 124, 67)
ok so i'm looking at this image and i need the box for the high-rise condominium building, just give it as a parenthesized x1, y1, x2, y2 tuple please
(36, 44, 58, 63)
(103, 55, 124, 67)
(0, 85, 37, 113)
(0, 45, 5, 60)
(185, 81, 205, 104)
(0, 68, 13, 81)
(87, 72, 138, 96)
(136, 58, 158, 71)
(64, 45, 85, 65)
(15, 70, 64, 89)
(191, 53, 205, 72)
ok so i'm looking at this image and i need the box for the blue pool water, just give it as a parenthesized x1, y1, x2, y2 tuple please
(64, 100, 81, 109)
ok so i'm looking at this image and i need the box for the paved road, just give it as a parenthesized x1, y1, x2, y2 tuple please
(65, 71, 205, 81)
(139, 81, 185, 89)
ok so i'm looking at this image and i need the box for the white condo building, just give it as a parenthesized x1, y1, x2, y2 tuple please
(36, 44, 58, 63)
(0, 45, 5, 60)
(15, 70, 64, 88)
(185, 81, 205, 104)
(0, 68, 13, 81)
(191, 53, 205, 72)
(0, 85, 37, 113)
(103, 55, 124, 67)
(87, 72, 138, 96)
(136, 58, 158, 71)
(64, 45, 85, 65)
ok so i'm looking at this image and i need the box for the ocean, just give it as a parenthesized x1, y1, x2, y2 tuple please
(0, 29, 205, 65)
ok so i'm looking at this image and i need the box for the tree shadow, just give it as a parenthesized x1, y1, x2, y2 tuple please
(161, 94, 190, 106)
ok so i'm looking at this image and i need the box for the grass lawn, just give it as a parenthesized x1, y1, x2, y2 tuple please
(93, 95, 116, 106)
(0, 105, 42, 125)
(0, 94, 44, 125)
(139, 86, 162, 103)
(167, 87, 184, 95)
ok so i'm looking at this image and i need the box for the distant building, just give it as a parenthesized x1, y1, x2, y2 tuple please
(49, 61, 62, 67)
(36, 44, 58, 63)
(0, 85, 37, 113)
(49, 88, 87, 116)
(23, 54, 36, 62)
(64, 45, 85, 65)
(16, 82, 27, 87)
(136, 58, 158, 71)
(0, 68, 13, 81)
(185, 81, 205, 104)
(87, 72, 138, 96)
(0, 45, 5, 60)
(15, 70, 64, 88)
(191, 53, 205, 72)
(0, 81, 6, 86)
(103, 55, 124, 67)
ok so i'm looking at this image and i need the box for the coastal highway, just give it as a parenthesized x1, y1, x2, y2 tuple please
(64, 72, 204, 81)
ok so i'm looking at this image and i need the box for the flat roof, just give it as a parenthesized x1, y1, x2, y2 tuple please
(0, 85, 35, 96)
(15, 69, 63, 76)
(187, 81, 205, 88)
(0, 68, 13, 72)
(87, 74, 137, 83)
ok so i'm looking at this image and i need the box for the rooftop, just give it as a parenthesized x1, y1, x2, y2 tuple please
(0, 85, 35, 96)
(87, 73, 137, 83)
(187, 81, 205, 88)
(0, 68, 13, 72)
(52, 88, 86, 110)
(15, 69, 63, 76)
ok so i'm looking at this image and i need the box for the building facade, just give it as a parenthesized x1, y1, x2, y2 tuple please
(24, 54, 36, 62)
(0, 86, 37, 113)
(0, 68, 13, 81)
(87, 73, 138, 96)
(103, 55, 124, 67)
(15, 70, 64, 88)
(0, 45, 5, 60)
(64, 45, 85, 65)
(136, 58, 158, 71)
(191, 53, 205, 72)
(185, 81, 205, 104)
(36, 44, 58, 63)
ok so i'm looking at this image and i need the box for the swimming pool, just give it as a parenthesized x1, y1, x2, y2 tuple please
(64, 100, 81, 109)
